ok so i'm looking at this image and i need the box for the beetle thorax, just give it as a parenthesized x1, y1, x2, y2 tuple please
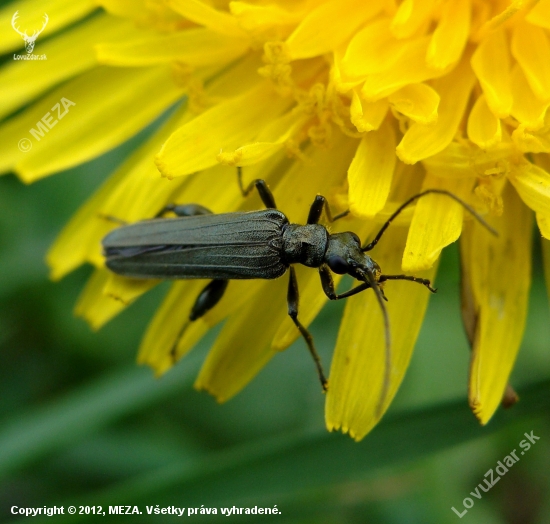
(282, 223, 328, 267)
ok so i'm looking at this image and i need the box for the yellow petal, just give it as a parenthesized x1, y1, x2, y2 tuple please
(350, 90, 388, 133)
(422, 141, 515, 180)
(0, 0, 95, 54)
(230, 1, 317, 40)
(339, 19, 401, 80)
(271, 128, 358, 223)
(103, 273, 159, 306)
(46, 169, 128, 281)
(426, 0, 470, 70)
(97, 0, 148, 17)
(155, 81, 291, 178)
(74, 270, 155, 330)
(361, 36, 448, 101)
(510, 64, 550, 130)
(462, 184, 532, 424)
(508, 161, 550, 215)
(390, 0, 435, 39)
(96, 28, 249, 67)
(0, 14, 135, 121)
(526, 0, 550, 30)
(536, 213, 550, 239)
(326, 226, 437, 441)
(138, 280, 209, 376)
(179, 151, 287, 215)
(348, 119, 396, 218)
(396, 55, 475, 163)
(216, 110, 309, 167)
(511, 21, 550, 102)
(467, 94, 502, 149)
(194, 51, 265, 104)
(139, 277, 263, 376)
(388, 83, 439, 124)
(402, 174, 470, 272)
(1, 66, 183, 181)
(168, 0, 245, 37)
(285, 0, 383, 60)
(99, 0, 186, 30)
(160, 143, 287, 233)
(471, 27, 512, 118)
(534, 152, 550, 173)
(475, 1, 535, 39)
(182, 286, 255, 372)
(511, 124, 550, 154)
(99, 127, 192, 223)
(421, 142, 474, 179)
(194, 279, 287, 402)
(390, 161, 426, 203)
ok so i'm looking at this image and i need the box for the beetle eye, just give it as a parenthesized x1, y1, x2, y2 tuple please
(327, 255, 349, 274)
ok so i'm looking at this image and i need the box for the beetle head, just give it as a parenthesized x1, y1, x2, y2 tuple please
(324, 232, 381, 283)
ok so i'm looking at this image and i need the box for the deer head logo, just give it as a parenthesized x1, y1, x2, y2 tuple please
(11, 11, 49, 54)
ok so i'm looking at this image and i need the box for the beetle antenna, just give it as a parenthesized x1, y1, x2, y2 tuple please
(379, 274, 437, 293)
(362, 268, 391, 418)
(362, 189, 498, 252)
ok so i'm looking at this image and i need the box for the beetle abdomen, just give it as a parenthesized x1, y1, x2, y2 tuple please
(103, 209, 289, 280)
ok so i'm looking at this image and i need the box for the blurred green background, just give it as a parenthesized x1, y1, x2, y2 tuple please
(1, 112, 550, 524)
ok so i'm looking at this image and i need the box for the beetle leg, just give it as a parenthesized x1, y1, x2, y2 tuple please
(307, 195, 349, 224)
(237, 166, 277, 209)
(287, 266, 328, 392)
(171, 279, 228, 361)
(97, 213, 128, 225)
(156, 203, 213, 218)
(379, 274, 437, 293)
(319, 265, 372, 300)
(307, 196, 325, 224)
(102, 201, 213, 224)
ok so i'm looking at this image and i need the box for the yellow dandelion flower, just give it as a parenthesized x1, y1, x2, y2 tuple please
(2, 0, 550, 441)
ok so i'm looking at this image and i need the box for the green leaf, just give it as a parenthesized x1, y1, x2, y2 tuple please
(36, 380, 550, 522)
(0, 356, 201, 480)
